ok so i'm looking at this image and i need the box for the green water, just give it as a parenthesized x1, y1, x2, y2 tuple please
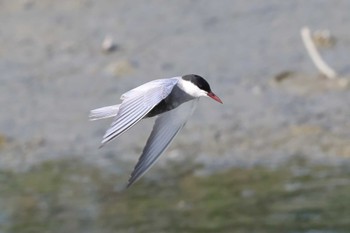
(0, 158, 349, 233)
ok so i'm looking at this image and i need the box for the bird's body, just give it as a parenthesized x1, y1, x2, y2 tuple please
(146, 84, 193, 117)
(90, 74, 222, 187)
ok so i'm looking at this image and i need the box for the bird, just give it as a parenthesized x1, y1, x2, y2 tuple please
(89, 74, 222, 187)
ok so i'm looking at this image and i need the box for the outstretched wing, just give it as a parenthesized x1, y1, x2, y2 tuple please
(127, 99, 199, 188)
(100, 78, 179, 147)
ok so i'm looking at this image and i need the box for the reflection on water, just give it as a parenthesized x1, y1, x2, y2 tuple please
(0, 158, 349, 233)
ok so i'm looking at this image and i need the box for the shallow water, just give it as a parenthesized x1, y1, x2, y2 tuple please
(0, 158, 349, 233)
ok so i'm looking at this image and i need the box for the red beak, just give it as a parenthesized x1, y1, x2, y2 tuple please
(207, 92, 223, 104)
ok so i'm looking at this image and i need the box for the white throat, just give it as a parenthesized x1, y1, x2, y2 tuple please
(177, 79, 207, 98)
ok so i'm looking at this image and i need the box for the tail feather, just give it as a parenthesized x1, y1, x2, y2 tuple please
(89, 105, 120, 121)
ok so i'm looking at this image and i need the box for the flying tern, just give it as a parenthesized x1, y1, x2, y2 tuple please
(90, 74, 222, 187)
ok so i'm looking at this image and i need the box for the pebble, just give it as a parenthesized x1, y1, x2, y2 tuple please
(101, 36, 117, 53)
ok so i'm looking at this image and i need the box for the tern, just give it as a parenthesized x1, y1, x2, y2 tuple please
(90, 74, 222, 187)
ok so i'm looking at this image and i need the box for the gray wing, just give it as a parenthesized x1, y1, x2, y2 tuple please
(100, 78, 179, 147)
(127, 99, 199, 188)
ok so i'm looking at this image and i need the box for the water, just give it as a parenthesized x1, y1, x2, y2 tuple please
(0, 158, 349, 233)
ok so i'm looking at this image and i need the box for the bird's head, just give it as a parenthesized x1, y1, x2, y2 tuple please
(181, 74, 223, 103)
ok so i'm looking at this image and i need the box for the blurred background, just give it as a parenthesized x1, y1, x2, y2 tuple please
(1, 0, 350, 232)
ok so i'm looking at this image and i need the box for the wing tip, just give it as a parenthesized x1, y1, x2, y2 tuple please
(126, 170, 142, 188)
(126, 181, 134, 189)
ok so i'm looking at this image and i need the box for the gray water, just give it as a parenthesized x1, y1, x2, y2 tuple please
(0, 158, 349, 233)
(0, 0, 350, 232)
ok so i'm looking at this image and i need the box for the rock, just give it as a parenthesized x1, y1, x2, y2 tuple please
(101, 36, 117, 53)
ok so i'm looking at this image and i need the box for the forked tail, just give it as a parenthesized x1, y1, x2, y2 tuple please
(89, 105, 120, 121)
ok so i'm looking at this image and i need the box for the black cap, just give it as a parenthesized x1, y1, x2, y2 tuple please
(182, 74, 211, 93)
